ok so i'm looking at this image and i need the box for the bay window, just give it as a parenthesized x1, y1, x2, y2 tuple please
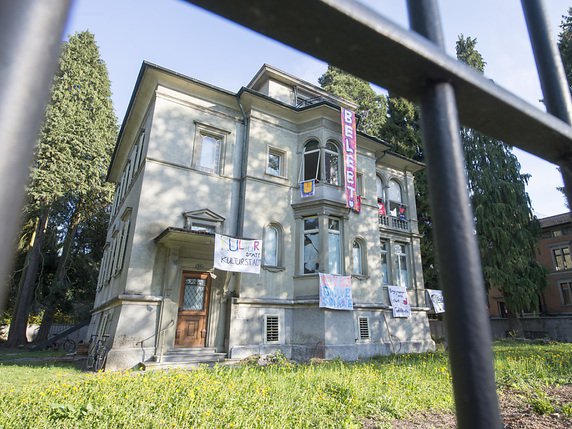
(302, 215, 344, 275)
(302, 140, 340, 185)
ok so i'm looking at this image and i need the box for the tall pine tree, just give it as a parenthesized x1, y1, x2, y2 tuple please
(457, 35, 546, 315)
(6, 31, 117, 347)
(318, 66, 387, 136)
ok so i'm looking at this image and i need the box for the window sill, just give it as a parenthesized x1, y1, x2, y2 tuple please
(265, 171, 288, 180)
(351, 274, 369, 280)
(262, 265, 286, 273)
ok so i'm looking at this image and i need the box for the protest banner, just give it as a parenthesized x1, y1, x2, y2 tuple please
(341, 107, 358, 210)
(214, 234, 262, 274)
(387, 285, 411, 318)
(319, 273, 353, 310)
(427, 289, 445, 313)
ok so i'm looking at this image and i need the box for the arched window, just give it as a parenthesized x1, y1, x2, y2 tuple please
(352, 239, 366, 275)
(376, 175, 387, 216)
(301, 140, 341, 185)
(388, 179, 402, 203)
(388, 179, 406, 219)
(324, 141, 340, 185)
(303, 140, 320, 181)
(263, 224, 281, 267)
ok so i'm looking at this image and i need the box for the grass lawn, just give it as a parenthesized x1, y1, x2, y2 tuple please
(0, 341, 571, 428)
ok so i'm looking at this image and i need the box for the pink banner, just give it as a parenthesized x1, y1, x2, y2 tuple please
(341, 108, 358, 210)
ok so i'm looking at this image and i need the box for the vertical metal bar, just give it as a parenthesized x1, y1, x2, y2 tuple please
(521, 0, 572, 206)
(521, 0, 572, 123)
(0, 0, 72, 313)
(521, 0, 572, 208)
(406, 1, 502, 427)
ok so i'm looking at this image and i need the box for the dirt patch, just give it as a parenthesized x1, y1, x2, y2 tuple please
(373, 385, 572, 428)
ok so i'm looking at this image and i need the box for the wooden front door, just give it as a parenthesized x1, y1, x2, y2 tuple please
(175, 272, 211, 347)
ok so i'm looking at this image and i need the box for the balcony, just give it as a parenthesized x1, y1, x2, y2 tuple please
(379, 214, 409, 232)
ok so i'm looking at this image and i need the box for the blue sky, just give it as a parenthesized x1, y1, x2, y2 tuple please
(65, 0, 571, 217)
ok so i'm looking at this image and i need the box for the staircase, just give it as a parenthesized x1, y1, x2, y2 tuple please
(141, 348, 227, 371)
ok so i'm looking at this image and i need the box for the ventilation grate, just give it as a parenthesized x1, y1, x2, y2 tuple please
(265, 315, 279, 343)
(358, 317, 370, 340)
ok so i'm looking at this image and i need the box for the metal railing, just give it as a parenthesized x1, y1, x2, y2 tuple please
(379, 214, 409, 231)
(1, 0, 571, 427)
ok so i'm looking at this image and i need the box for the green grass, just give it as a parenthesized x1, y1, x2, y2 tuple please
(0, 341, 571, 428)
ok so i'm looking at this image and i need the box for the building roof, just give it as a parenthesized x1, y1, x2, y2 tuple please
(539, 212, 572, 228)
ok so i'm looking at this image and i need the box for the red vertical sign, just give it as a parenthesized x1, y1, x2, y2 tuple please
(341, 108, 358, 210)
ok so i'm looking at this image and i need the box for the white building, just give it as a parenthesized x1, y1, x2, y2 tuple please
(89, 63, 435, 370)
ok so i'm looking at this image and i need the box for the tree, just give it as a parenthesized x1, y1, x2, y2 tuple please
(456, 35, 546, 315)
(6, 31, 117, 347)
(318, 66, 387, 136)
(558, 7, 572, 94)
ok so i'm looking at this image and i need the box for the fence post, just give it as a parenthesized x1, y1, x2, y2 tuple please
(0, 0, 71, 313)
(521, 0, 572, 208)
(407, 1, 502, 427)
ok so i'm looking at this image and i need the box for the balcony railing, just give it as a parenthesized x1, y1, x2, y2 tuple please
(379, 214, 409, 231)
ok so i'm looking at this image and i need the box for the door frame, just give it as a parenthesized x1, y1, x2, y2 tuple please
(175, 271, 211, 347)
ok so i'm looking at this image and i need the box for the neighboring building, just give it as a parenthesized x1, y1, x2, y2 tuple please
(487, 212, 572, 341)
(536, 213, 572, 315)
(88, 62, 435, 370)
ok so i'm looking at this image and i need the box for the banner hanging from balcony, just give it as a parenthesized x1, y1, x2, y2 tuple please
(341, 107, 358, 211)
(319, 273, 353, 310)
(427, 289, 445, 313)
(300, 179, 315, 198)
(214, 234, 262, 274)
(388, 285, 411, 318)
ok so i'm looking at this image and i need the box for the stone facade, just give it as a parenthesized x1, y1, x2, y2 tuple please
(88, 63, 435, 370)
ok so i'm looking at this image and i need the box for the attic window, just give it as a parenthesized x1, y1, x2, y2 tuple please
(264, 315, 280, 343)
(358, 317, 370, 341)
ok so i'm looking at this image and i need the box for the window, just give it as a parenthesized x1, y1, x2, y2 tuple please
(264, 315, 280, 343)
(302, 215, 343, 275)
(191, 223, 216, 234)
(324, 142, 340, 185)
(267, 147, 285, 177)
(328, 218, 341, 274)
(380, 239, 389, 285)
(376, 175, 387, 215)
(263, 224, 281, 267)
(303, 140, 320, 181)
(356, 172, 364, 197)
(394, 243, 410, 288)
(553, 246, 572, 271)
(302, 140, 340, 185)
(303, 216, 320, 273)
(192, 124, 227, 175)
(352, 239, 366, 276)
(388, 179, 406, 219)
(115, 211, 131, 274)
(560, 281, 572, 305)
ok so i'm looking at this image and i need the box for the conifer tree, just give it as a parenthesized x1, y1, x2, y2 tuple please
(456, 35, 546, 315)
(6, 31, 117, 346)
(318, 66, 387, 136)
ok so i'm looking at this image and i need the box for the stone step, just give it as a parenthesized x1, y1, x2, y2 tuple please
(160, 352, 226, 364)
(165, 347, 218, 356)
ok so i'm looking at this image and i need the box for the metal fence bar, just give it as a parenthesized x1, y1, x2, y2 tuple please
(407, 1, 502, 427)
(0, 0, 72, 313)
(185, 0, 572, 163)
(521, 0, 572, 207)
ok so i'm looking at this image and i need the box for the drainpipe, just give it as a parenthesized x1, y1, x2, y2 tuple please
(236, 92, 249, 238)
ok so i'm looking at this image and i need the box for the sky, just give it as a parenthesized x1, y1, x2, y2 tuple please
(64, 0, 572, 218)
